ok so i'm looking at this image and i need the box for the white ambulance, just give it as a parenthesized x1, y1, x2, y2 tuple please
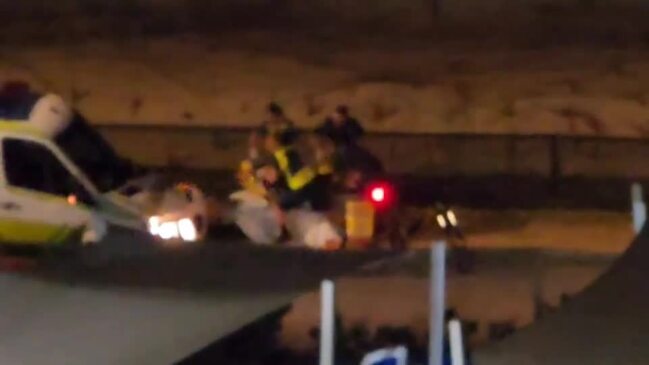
(0, 84, 207, 245)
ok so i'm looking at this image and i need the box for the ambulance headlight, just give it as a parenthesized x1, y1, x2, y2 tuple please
(177, 218, 198, 242)
(147, 216, 198, 242)
(148, 216, 161, 236)
(159, 221, 180, 240)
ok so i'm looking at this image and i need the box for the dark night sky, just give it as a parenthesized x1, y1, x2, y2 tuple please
(1, 0, 649, 41)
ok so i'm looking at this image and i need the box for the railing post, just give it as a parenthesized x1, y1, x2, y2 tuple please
(631, 183, 646, 234)
(319, 280, 335, 365)
(429, 242, 447, 365)
(448, 319, 465, 365)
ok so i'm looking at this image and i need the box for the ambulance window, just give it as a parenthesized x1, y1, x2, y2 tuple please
(3, 138, 95, 205)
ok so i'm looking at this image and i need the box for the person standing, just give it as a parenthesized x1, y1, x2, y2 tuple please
(248, 102, 296, 160)
(315, 105, 383, 192)
(315, 105, 364, 149)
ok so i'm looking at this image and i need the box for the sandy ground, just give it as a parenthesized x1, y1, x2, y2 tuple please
(0, 208, 634, 360)
(426, 208, 635, 254)
(281, 208, 632, 350)
(3, 33, 649, 137)
(282, 260, 608, 350)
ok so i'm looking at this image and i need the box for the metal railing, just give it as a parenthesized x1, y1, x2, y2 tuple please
(96, 124, 649, 180)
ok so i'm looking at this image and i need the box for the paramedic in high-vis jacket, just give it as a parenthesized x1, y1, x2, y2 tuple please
(229, 103, 342, 249)
(259, 124, 341, 250)
(231, 123, 342, 250)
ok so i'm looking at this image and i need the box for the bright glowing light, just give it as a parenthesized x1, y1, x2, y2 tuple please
(436, 214, 447, 229)
(148, 216, 161, 236)
(178, 218, 198, 242)
(148, 216, 198, 242)
(447, 210, 458, 227)
(67, 194, 78, 205)
(370, 187, 386, 203)
(158, 221, 179, 240)
(365, 182, 396, 209)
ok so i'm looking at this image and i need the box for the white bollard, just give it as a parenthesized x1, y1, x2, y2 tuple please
(429, 242, 447, 365)
(320, 280, 335, 365)
(631, 183, 646, 234)
(448, 319, 465, 365)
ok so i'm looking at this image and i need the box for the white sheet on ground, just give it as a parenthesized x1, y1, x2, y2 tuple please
(285, 209, 341, 249)
(233, 204, 281, 245)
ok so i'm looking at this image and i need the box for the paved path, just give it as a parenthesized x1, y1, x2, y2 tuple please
(475, 223, 649, 364)
(0, 232, 386, 365)
(1, 214, 643, 364)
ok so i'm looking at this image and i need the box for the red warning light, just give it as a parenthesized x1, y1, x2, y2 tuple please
(366, 182, 395, 208)
(370, 187, 386, 203)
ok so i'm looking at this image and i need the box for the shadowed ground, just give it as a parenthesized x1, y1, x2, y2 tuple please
(0, 215, 643, 364)
(0, 228, 388, 365)
(476, 223, 649, 364)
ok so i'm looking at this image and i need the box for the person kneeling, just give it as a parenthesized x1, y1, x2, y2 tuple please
(257, 127, 342, 250)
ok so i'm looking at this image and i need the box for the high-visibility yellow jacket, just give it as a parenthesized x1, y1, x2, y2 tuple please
(273, 147, 316, 191)
(237, 159, 267, 197)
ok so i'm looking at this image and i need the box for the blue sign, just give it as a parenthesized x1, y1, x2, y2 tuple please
(360, 346, 408, 365)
